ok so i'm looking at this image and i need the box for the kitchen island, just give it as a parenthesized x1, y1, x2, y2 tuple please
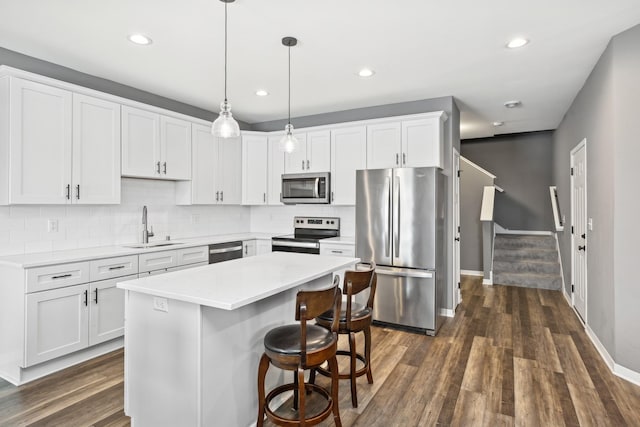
(117, 251, 359, 427)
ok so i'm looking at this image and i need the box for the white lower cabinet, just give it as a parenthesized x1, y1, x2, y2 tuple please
(256, 239, 272, 255)
(25, 283, 89, 367)
(90, 275, 135, 346)
(243, 240, 257, 257)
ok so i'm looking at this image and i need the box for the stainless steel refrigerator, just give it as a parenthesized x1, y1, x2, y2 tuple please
(356, 167, 446, 335)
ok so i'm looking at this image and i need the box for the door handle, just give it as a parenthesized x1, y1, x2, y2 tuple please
(263, 193, 266, 203)
(578, 245, 586, 251)
(245, 244, 248, 255)
(581, 233, 586, 239)
(455, 237, 460, 242)
(314, 178, 320, 198)
(302, 160, 305, 170)
(220, 191, 224, 202)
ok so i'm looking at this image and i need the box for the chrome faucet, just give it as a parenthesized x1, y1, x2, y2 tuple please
(142, 205, 154, 244)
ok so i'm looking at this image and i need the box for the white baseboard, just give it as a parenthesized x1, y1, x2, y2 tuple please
(482, 278, 493, 285)
(461, 269, 483, 277)
(585, 325, 640, 387)
(439, 308, 455, 318)
(563, 289, 572, 306)
(496, 229, 554, 236)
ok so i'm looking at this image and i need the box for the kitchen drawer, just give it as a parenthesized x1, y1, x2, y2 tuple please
(139, 250, 178, 274)
(26, 262, 90, 293)
(176, 246, 208, 266)
(320, 244, 355, 257)
(90, 255, 138, 282)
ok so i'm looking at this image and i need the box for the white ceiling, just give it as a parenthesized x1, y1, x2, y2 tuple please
(1, 0, 640, 139)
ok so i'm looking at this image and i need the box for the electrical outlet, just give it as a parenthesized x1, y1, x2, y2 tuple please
(153, 297, 169, 313)
(47, 219, 59, 233)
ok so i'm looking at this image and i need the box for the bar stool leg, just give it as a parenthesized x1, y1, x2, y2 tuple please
(328, 355, 342, 427)
(297, 367, 306, 426)
(365, 325, 373, 384)
(257, 353, 270, 427)
(293, 371, 299, 411)
(349, 332, 358, 407)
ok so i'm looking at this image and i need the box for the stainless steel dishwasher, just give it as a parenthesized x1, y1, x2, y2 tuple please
(208, 241, 243, 264)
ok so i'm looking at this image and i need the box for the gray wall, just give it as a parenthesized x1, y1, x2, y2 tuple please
(0, 47, 251, 129)
(459, 158, 494, 271)
(553, 23, 640, 372)
(462, 131, 554, 231)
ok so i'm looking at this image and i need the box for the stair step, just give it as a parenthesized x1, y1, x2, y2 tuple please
(493, 260, 560, 275)
(493, 248, 558, 262)
(493, 272, 562, 291)
(494, 235, 556, 250)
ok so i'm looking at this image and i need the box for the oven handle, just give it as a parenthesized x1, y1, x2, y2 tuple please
(272, 241, 320, 249)
(209, 246, 243, 254)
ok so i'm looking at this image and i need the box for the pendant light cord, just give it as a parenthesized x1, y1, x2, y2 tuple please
(287, 43, 291, 125)
(224, 0, 228, 103)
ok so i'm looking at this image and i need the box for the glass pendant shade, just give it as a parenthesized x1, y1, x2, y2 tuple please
(211, 100, 240, 138)
(279, 123, 298, 153)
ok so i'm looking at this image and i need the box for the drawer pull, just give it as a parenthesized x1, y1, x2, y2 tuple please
(109, 265, 126, 271)
(52, 274, 72, 280)
(331, 250, 343, 254)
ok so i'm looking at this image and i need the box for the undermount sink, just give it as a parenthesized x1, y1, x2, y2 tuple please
(123, 241, 184, 249)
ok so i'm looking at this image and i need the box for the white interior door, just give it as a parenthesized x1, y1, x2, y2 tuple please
(453, 148, 461, 306)
(571, 139, 587, 321)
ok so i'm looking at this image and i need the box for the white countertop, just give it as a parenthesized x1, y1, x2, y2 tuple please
(0, 233, 277, 268)
(117, 252, 359, 310)
(321, 236, 355, 245)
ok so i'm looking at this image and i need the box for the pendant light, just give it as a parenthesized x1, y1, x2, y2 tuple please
(279, 36, 298, 153)
(211, 0, 241, 138)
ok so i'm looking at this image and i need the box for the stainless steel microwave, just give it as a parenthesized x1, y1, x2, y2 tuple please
(281, 172, 330, 204)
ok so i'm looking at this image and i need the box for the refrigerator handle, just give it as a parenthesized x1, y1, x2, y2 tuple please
(394, 176, 400, 258)
(385, 177, 391, 258)
(376, 266, 434, 279)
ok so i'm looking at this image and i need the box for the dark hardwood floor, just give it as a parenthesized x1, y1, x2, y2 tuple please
(2, 275, 639, 426)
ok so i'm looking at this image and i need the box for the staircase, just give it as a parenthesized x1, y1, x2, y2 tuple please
(493, 234, 562, 290)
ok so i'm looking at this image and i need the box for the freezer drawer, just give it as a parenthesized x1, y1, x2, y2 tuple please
(373, 267, 436, 333)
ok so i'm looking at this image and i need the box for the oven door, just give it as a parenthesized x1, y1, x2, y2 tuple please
(281, 172, 330, 204)
(271, 239, 320, 254)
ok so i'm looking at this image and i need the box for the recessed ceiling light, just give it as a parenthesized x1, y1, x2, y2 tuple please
(504, 100, 521, 108)
(493, 121, 504, 127)
(128, 34, 152, 45)
(506, 37, 529, 49)
(358, 68, 375, 78)
(255, 90, 269, 97)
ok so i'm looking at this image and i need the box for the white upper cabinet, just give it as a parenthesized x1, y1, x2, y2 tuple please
(268, 136, 285, 205)
(217, 136, 242, 205)
(366, 122, 402, 169)
(0, 77, 120, 205)
(160, 116, 192, 180)
(284, 131, 331, 173)
(72, 94, 121, 204)
(177, 123, 217, 205)
(366, 114, 445, 169)
(7, 78, 73, 204)
(330, 126, 367, 205)
(242, 134, 268, 205)
(122, 105, 191, 180)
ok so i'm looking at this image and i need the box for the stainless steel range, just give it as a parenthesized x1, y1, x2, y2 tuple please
(272, 217, 340, 254)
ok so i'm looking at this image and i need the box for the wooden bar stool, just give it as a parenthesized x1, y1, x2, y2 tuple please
(313, 262, 377, 408)
(257, 278, 342, 427)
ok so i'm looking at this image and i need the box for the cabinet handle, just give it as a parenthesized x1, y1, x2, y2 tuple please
(84, 290, 88, 307)
(156, 161, 161, 174)
(220, 191, 224, 202)
(331, 250, 343, 254)
(263, 193, 266, 203)
(216, 191, 219, 202)
(109, 265, 126, 271)
(76, 184, 80, 200)
(302, 160, 305, 170)
(396, 153, 399, 165)
(331, 191, 334, 203)
(94, 288, 99, 304)
(245, 244, 248, 255)
(403, 153, 406, 165)
(306, 160, 310, 170)
(163, 162, 167, 174)
(66, 184, 70, 200)
(52, 273, 72, 280)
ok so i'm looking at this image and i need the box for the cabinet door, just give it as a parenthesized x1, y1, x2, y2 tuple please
(25, 284, 89, 366)
(72, 94, 121, 204)
(242, 134, 268, 205)
(256, 239, 272, 255)
(182, 123, 217, 205)
(283, 133, 307, 173)
(267, 136, 285, 205)
(9, 78, 72, 204)
(217, 136, 242, 205)
(401, 118, 442, 168)
(243, 240, 257, 257)
(331, 126, 367, 205)
(121, 106, 160, 178)
(160, 116, 192, 180)
(306, 130, 331, 172)
(366, 122, 401, 169)
(89, 275, 134, 346)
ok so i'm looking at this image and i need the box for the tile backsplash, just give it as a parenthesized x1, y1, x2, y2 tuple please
(0, 179, 355, 257)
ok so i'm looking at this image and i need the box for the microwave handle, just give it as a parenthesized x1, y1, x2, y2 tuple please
(314, 177, 320, 198)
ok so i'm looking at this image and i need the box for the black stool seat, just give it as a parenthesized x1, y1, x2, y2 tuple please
(265, 324, 334, 355)
(317, 303, 371, 323)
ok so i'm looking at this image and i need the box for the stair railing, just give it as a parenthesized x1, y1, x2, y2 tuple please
(480, 185, 504, 285)
(549, 186, 564, 232)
